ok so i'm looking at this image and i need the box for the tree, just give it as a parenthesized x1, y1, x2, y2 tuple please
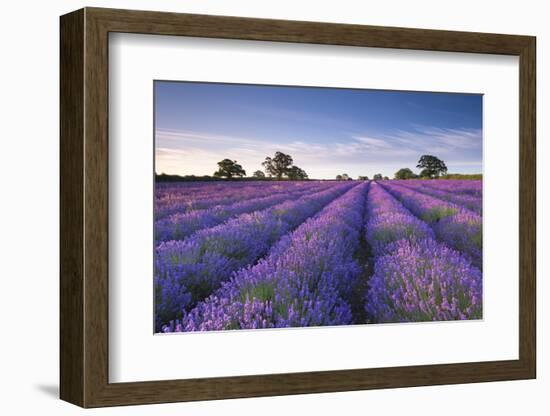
(336, 174, 343, 180)
(373, 173, 383, 181)
(287, 166, 308, 180)
(416, 155, 447, 178)
(383, 176, 389, 180)
(358, 176, 369, 181)
(213, 159, 246, 179)
(341, 173, 350, 181)
(419, 168, 431, 178)
(262, 152, 293, 180)
(252, 170, 266, 179)
(394, 168, 417, 180)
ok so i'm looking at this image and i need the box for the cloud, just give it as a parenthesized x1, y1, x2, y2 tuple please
(155, 125, 482, 179)
(155, 129, 336, 177)
(388, 126, 482, 152)
(352, 136, 394, 149)
(156, 129, 262, 148)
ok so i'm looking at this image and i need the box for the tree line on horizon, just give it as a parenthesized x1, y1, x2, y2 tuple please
(156, 153, 481, 182)
(156, 151, 309, 182)
(211, 151, 309, 180)
(393, 155, 448, 180)
(336, 155, 449, 181)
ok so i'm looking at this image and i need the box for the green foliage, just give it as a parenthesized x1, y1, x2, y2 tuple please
(213, 159, 246, 179)
(416, 155, 448, 178)
(262, 151, 294, 179)
(155, 173, 219, 182)
(373, 173, 383, 181)
(394, 167, 417, 180)
(262, 151, 309, 180)
(439, 173, 483, 180)
(287, 166, 309, 180)
(252, 170, 266, 178)
(240, 281, 276, 303)
(421, 206, 459, 223)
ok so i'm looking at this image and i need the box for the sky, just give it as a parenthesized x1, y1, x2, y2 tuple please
(154, 81, 482, 179)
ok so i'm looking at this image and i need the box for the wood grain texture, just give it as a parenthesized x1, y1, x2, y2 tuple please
(59, 8, 84, 407)
(87, 7, 532, 54)
(83, 10, 110, 407)
(518, 38, 537, 376)
(59, 7, 537, 408)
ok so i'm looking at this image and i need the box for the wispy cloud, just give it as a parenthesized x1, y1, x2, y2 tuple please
(388, 126, 482, 152)
(155, 125, 482, 179)
(353, 136, 394, 149)
(154, 81, 482, 178)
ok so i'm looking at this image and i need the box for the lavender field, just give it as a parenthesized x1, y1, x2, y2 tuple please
(155, 179, 482, 333)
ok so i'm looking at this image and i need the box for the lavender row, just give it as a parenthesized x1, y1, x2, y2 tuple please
(164, 182, 370, 332)
(365, 183, 434, 256)
(420, 179, 482, 198)
(156, 181, 321, 220)
(155, 181, 328, 220)
(392, 180, 481, 214)
(155, 184, 323, 242)
(364, 184, 482, 322)
(154, 182, 356, 331)
(379, 182, 482, 268)
(156, 180, 276, 202)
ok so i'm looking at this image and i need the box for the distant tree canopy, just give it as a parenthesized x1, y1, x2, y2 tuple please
(441, 173, 482, 180)
(394, 167, 417, 180)
(383, 176, 389, 180)
(155, 173, 219, 182)
(358, 176, 369, 181)
(336, 173, 351, 181)
(213, 159, 246, 179)
(262, 151, 308, 180)
(262, 152, 293, 179)
(252, 170, 266, 178)
(373, 173, 383, 181)
(287, 166, 308, 180)
(417, 155, 447, 178)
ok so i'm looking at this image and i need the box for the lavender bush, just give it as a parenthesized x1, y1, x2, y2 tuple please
(380, 182, 482, 268)
(365, 238, 482, 323)
(164, 183, 370, 332)
(365, 184, 434, 256)
(393, 180, 482, 214)
(155, 181, 325, 220)
(155, 178, 483, 333)
(155, 185, 322, 242)
(154, 183, 355, 330)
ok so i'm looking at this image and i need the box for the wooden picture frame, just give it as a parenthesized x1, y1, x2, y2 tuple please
(60, 7, 536, 408)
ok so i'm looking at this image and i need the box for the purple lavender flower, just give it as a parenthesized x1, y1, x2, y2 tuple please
(155, 181, 328, 220)
(379, 182, 482, 268)
(392, 180, 482, 214)
(365, 238, 482, 323)
(155, 185, 323, 242)
(365, 184, 434, 256)
(380, 182, 461, 223)
(434, 210, 482, 269)
(155, 182, 355, 330)
(155, 178, 483, 333)
(170, 183, 370, 332)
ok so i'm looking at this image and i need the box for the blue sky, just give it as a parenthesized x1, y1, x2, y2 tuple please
(155, 81, 482, 179)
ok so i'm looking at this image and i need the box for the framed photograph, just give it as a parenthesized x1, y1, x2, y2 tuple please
(60, 7, 536, 408)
